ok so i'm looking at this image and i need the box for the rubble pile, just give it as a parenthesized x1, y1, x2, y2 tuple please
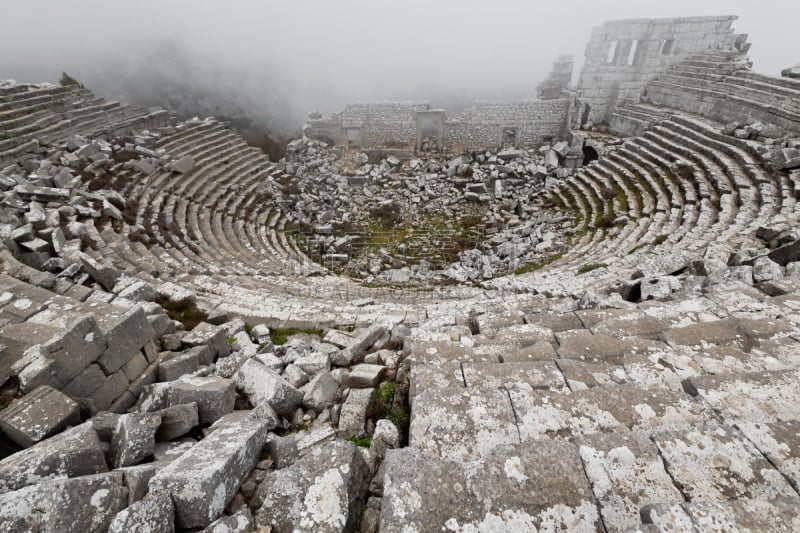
(281, 138, 581, 283)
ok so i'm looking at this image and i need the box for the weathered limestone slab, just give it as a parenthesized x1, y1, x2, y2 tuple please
(203, 509, 252, 533)
(557, 360, 629, 390)
(686, 497, 800, 532)
(409, 361, 464, 400)
(682, 369, 800, 424)
(462, 361, 567, 392)
(380, 442, 601, 531)
(0, 422, 107, 491)
(503, 341, 559, 362)
(556, 330, 665, 364)
(108, 493, 175, 533)
(511, 384, 707, 442)
(16, 314, 106, 392)
(236, 358, 303, 417)
(578, 432, 683, 531)
(293, 351, 331, 375)
(663, 318, 747, 348)
(338, 387, 374, 437)
(95, 306, 155, 374)
(330, 324, 386, 366)
(265, 425, 336, 469)
(156, 402, 199, 441)
(158, 351, 199, 381)
(344, 363, 385, 388)
(167, 375, 235, 424)
(738, 420, 800, 488)
(409, 385, 517, 462)
(652, 423, 796, 502)
(0, 385, 80, 447)
(0, 472, 127, 533)
(149, 411, 270, 528)
(110, 412, 162, 468)
(182, 321, 230, 359)
(253, 440, 369, 532)
(303, 371, 339, 413)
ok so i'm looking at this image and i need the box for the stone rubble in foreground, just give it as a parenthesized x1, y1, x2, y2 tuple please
(0, 14, 800, 533)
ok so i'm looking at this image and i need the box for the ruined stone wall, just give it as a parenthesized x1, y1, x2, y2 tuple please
(309, 99, 570, 152)
(577, 16, 749, 126)
(308, 102, 429, 148)
(442, 99, 570, 150)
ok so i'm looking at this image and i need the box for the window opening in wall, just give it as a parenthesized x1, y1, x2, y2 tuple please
(607, 41, 618, 64)
(627, 40, 639, 65)
(661, 39, 675, 55)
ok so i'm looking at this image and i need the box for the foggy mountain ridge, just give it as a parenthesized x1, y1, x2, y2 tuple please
(1, 1, 797, 137)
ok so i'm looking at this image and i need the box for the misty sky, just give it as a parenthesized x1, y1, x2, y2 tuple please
(1, 0, 797, 127)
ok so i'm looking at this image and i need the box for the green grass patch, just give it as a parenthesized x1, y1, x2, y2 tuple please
(226, 335, 236, 346)
(628, 242, 650, 255)
(577, 262, 608, 275)
(344, 435, 373, 448)
(270, 327, 324, 346)
(653, 234, 668, 246)
(156, 296, 208, 330)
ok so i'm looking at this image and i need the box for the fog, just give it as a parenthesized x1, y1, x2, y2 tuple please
(1, 0, 797, 132)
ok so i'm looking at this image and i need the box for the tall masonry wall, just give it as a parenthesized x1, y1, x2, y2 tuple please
(576, 16, 749, 126)
(308, 98, 570, 152)
(443, 99, 570, 149)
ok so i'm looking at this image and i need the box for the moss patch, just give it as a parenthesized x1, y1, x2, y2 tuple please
(577, 262, 608, 275)
(270, 327, 324, 346)
(156, 296, 208, 330)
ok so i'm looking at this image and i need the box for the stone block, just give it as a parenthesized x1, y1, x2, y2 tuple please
(182, 322, 230, 359)
(253, 440, 369, 531)
(0, 385, 81, 447)
(156, 402, 199, 441)
(167, 376, 235, 424)
(108, 493, 175, 533)
(236, 358, 303, 417)
(91, 370, 129, 412)
(149, 411, 270, 528)
(158, 351, 199, 382)
(0, 423, 108, 492)
(303, 371, 340, 413)
(0, 472, 127, 533)
(96, 306, 156, 374)
(338, 388, 374, 437)
(110, 412, 162, 468)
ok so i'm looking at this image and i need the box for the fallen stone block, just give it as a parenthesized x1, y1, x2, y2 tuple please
(108, 492, 174, 533)
(0, 385, 81, 447)
(768, 240, 800, 267)
(182, 321, 230, 359)
(330, 324, 385, 366)
(265, 425, 336, 469)
(167, 375, 235, 424)
(338, 388, 374, 437)
(253, 440, 369, 532)
(149, 411, 270, 528)
(236, 358, 303, 417)
(17, 313, 107, 392)
(345, 363, 384, 388)
(202, 509, 252, 533)
(158, 351, 199, 381)
(79, 252, 121, 292)
(169, 155, 194, 174)
(156, 402, 199, 441)
(95, 306, 156, 374)
(0, 422, 108, 492)
(110, 412, 162, 468)
(0, 472, 127, 533)
(303, 371, 339, 413)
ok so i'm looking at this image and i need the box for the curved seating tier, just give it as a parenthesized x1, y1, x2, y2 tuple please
(532, 106, 798, 295)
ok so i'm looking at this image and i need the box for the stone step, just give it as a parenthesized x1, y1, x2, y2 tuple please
(380, 443, 602, 531)
(682, 369, 800, 424)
